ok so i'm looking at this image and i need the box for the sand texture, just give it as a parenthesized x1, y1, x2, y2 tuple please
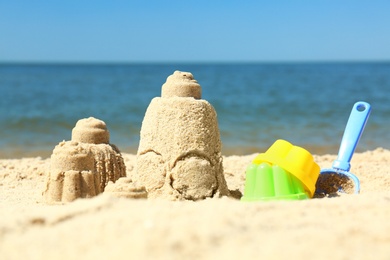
(136, 71, 229, 200)
(43, 117, 126, 203)
(1, 148, 390, 259)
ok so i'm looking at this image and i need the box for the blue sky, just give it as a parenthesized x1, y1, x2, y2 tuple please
(1, 1, 390, 62)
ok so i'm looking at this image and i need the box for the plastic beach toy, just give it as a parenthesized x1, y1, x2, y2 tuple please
(241, 140, 320, 201)
(241, 163, 309, 201)
(315, 101, 371, 196)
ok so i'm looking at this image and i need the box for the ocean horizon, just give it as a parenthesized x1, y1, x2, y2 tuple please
(1, 62, 389, 159)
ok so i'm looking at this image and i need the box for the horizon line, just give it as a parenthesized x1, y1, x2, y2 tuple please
(1, 59, 390, 65)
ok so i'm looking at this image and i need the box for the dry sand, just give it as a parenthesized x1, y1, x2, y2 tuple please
(1, 148, 390, 259)
(137, 71, 228, 200)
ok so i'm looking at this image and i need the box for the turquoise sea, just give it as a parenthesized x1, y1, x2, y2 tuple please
(0, 62, 389, 159)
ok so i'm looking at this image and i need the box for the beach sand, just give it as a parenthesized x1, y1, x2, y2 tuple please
(1, 149, 390, 259)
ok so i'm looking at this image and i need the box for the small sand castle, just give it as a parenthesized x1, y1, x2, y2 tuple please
(136, 71, 229, 200)
(104, 177, 148, 199)
(43, 117, 126, 203)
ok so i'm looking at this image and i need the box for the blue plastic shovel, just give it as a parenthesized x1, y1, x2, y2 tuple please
(315, 101, 371, 196)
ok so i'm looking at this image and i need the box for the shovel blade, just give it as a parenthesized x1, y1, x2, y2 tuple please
(314, 169, 360, 197)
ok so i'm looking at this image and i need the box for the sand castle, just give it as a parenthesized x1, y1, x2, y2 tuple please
(136, 71, 229, 200)
(43, 117, 126, 203)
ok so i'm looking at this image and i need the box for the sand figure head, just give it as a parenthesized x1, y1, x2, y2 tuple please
(161, 70, 202, 99)
(72, 117, 110, 144)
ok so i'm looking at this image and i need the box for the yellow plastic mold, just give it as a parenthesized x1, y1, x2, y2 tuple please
(253, 139, 320, 198)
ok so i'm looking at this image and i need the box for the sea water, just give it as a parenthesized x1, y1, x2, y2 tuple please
(0, 62, 389, 158)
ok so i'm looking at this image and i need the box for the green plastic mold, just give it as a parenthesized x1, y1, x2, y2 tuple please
(241, 162, 309, 201)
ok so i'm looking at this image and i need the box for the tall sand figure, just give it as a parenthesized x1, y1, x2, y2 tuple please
(136, 71, 229, 200)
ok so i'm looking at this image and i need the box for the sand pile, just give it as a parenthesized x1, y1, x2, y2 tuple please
(136, 71, 229, 200)
(104, 177, 147, 199)
(43, 117, 126, 203)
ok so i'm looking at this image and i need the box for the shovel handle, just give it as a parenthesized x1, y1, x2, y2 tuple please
(332, 101, 371, 171)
